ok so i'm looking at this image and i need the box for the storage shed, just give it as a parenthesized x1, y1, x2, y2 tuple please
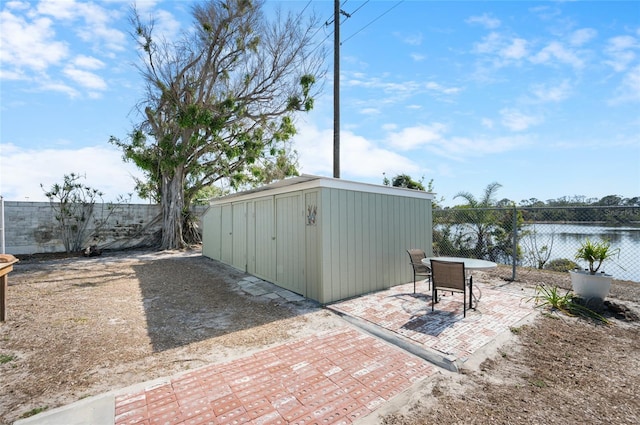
(202, 175, 434, 304)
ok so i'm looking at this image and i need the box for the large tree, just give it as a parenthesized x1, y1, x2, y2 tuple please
(111, 0, 324, 249)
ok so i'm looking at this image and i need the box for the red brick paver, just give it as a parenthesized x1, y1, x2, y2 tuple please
(115, 327, 437, 425)
(328, 280, 535, 362)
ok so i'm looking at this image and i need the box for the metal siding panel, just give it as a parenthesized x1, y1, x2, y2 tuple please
(380, 194, 390, 287)
(304, 191, 319, 301)
(328, 189, 341, 302)
(338, 190, 349, 299)
(221, 205, 233, 264)
(426, 200, 434, 256)
(342, 190, 354, 298)
(255, 197, 276, 281)
(353, 191, 364, 297)
(247, 202, 255, 273)
(361, 193, 373, 294)
(202, 206, 222, 260)
(276, 193, 304, 295)
(321, 188, 335, 304)
(408, 197, 419, 282)
(232, 203, 247, 271)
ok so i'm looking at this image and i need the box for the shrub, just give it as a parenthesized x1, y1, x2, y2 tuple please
(544, 258, 579, 272)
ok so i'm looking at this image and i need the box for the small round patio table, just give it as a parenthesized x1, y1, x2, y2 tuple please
(421, 256, 497, 312)
(421, 256, 497, 271)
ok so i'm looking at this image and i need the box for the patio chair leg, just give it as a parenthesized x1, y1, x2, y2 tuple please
(469, 276, 474, 310)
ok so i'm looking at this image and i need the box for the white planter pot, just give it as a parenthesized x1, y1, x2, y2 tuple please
(569, 270, 612, 302)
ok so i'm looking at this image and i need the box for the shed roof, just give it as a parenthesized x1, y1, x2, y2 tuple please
(209, 174, 434, 205)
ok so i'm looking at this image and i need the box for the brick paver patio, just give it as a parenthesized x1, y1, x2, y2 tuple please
(115, 278, 536, 425)
(328, 280, 535, 363)
(114, 327, 437, 425)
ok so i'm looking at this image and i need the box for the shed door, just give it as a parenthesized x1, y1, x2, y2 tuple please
(202, 206, 222, 261)
(275, 193, 305, 295)
(254, 197, 276, 281)
(232, 203, 247, 271)
(221, 205, 232, 264)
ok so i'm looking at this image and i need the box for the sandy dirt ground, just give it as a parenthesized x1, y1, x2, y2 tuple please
(1, 249, 639, 424)
(380, 265, 640, 425)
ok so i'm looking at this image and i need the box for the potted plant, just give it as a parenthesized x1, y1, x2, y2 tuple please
(569, 238, 620, 304)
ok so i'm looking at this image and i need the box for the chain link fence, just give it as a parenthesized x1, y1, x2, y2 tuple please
(433, 206, 640, 282)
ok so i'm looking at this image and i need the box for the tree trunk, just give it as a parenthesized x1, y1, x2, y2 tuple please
(161, 168, 186, 250)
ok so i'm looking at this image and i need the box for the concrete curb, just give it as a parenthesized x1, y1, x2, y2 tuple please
(329, 308, 459, 372)
(13, 377, 172, 425)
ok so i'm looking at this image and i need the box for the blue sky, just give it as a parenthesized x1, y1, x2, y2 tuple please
(1, 0, 639, 206)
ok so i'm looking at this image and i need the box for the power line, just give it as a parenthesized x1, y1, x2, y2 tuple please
(348, 0, 370, 17)
(342, 0, 405, 45)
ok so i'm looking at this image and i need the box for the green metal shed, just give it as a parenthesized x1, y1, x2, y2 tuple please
(202, 175, 434, 304)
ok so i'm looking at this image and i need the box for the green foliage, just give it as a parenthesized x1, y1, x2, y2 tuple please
(509, 326, 523, 335)
(0, 353, 16, 364)
(382, 174, 425, 190)
(575, 238, 620, 274)
(544, 258, 579, 272)
(41, 173, 103, 253)
(529, 284, 609, 324)
(19, 406, 49, 419)
(41, 173, 130, 253)
(193, 186, 227, 205)
(442, 182, 516, 262)
(112, 0, 324, 249)
(518, 196, 640, 224)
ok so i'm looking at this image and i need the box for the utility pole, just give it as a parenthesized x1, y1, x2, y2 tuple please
(333, 0, 340, 178)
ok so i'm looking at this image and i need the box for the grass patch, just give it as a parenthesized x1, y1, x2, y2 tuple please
(0, 353, 16, 364)
(529, 379, 547, 388)
(19, 406, 48, 419)
(529, 284, 609, 324)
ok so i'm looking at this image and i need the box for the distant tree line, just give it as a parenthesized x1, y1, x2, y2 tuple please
(493, 195, 639, 224)
(383, 173, 639, 224)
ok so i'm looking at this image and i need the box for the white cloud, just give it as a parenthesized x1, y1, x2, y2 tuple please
(502, 38, 528, 60)
(604, 35, 638, 72)
(569, 28, 597, 46)
(153, 9, 183, 41)
(342, 133, 419, 178)
(610, 64, 640, 104)
(63, 67, 107, 91)
(386, 124, 447, 151)
(474, 32, 501, 54)
(399, 32, 423, 46)
(466, 13, 501, 29)
(473, 33, 528, 64)
(410, 53, 426, 62)
(292, 121, 420, 180)
(427, 134, 532, 161)
(425, 81, 462, 95)
(481, 118, 494, 129)
(530, 41, 584, 69)
(382, 123, 397, 131)
(343, 72, 461, 107)
(0, 0, 126, 98)
(73, 55, 105, 70)
(360, 108, 380, 116)
(36, 0, 126, 52)
(500, 108, 542, 131)
(531, 80, 572, 102)
(38, 81, 79, 97)
(36, 0, 79, 20)
(0, 10, 68, 72)
(0, 144, 144, 202)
